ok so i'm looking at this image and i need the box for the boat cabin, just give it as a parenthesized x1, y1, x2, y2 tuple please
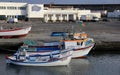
(73, 33, 87, 39)
(62, 39, 88, 49)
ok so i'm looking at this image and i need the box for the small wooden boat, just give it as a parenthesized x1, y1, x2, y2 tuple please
(6, 45, 73, 66)
(0, 26, 31, 38)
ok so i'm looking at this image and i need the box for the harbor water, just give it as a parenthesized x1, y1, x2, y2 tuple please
(0, 51, 120, 75)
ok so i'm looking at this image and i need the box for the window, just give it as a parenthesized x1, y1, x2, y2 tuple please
(0, 6, 6, 9)
(14, 7, 16, 9)
(0, 15, 6, 20)
(7, 6, 17, 10)
(18, 7, 26, 10)
(77, 42, 80, 45)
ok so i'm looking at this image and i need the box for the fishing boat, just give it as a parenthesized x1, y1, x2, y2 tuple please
(22, 33, 94, 58)
(68, 32, 94, 58)
(44, 32, 95, 58)
(62, 38, 94, 58)
(0, 26, 31, 38)
(6, 44, 73, 66)
(44, 39, 94, 58)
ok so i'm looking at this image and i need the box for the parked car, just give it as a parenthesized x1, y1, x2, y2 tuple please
(7, 18, 18, 23)
(80, 14, 99, 22)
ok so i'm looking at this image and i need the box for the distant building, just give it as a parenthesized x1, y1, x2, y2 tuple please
(107, 10, 120, 18)
(0, 2, 27, 20)
(45, 4, 120, 11)
(0, 2, 103, 22)
(43, 6, 101, 22)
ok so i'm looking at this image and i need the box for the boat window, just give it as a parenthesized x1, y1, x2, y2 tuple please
(58, 44, 63, 49)
(0, 26, 3, 30)
(18, 48, 26, 56)
(77, 42, 80, 45)
(81, 42, 83, 46)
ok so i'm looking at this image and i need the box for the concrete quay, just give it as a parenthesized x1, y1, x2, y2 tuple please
(0, 20, 120, 52)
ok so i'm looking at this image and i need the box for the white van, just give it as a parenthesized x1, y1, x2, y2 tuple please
(80, 14, 99, 22)
(7, 18, 18, 23)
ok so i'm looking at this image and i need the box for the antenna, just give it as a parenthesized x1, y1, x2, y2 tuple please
(49, 0, 55, 8)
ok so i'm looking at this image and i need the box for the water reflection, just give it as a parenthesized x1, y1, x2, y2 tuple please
(6, 59, 90, 75)
(70, 59, 90, 75)
(3, 52, 120, 75)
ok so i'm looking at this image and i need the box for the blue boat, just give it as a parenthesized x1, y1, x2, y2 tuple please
(51, 32, 68, 36)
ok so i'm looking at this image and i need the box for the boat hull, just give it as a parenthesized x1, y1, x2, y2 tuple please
(6, 56, 71, 66)
(72, 43, 94, 58)
(6, 50, 73, 66)
(28, 43, 94, 58)
(44, 42, 95, 58)
(0, 26, 31, 38)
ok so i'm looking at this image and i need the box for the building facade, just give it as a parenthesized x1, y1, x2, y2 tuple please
(107, 10, 120, 18)
(0, 2, 27, 20)
(0, 2, 101, 22)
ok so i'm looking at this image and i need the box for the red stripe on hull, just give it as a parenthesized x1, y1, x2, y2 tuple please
(0, 26, 31, 32)
(0, 34, 28, 38)
(72, 56, 87, 59)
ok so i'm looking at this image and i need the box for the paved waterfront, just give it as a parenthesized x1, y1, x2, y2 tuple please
(0, 19, 120, 51)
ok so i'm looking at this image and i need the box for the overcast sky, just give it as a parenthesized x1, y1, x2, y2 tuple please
(0, 0, 120, 4)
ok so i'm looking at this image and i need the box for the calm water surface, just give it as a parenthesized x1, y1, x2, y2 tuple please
(0, 52, 120, 75)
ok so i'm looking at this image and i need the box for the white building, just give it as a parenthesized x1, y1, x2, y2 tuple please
(0, 2, 27, 19)
(107, 10, 120, 18)
(0, 2, 101, 22)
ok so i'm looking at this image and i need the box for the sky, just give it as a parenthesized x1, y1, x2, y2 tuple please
(0, 0, 120, 4)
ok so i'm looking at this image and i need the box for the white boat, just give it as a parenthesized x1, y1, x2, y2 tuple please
(0, 26, 31, 38)
(61, 38, 94, 58)
(44, 32, 95, 58)
(6, 47, 73, 66)
(21, 32, 94, 58)
(23, 38, 94, 58)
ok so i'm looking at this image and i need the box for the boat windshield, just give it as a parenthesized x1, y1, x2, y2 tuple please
(19, 45, 37, 52)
